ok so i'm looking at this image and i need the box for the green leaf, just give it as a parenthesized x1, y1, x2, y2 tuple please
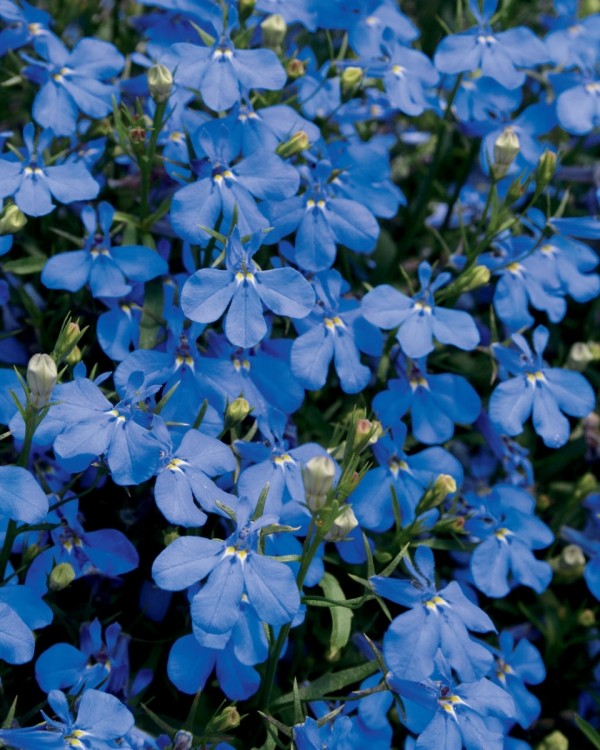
(319, 572, 353, 661)
(576, 715, 600, 748)
(272, 661, 378, 709)
(2, 256, 46, 275)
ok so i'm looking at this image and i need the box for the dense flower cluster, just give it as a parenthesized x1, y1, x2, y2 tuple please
(0, 0, 598, 748)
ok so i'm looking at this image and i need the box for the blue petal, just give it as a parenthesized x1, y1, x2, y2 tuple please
(181, 269, 236, 323)
(290, 325, 334, 390)
(225, 281, 267, 348)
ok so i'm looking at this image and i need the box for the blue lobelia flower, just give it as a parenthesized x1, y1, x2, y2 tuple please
(349, 424, 463, 531)
(36, 618, 131, 697)
(290, 269, 382, 394)
(0, 0, 51, 55)
(25, 496, 139, 596)
(362, 261, 480, 359)
(293, 716, 355, 750)
(373, 356, 481, 445)
(0, 123, 99, 216)
(434, 0, 549, 90)
(170, 118, 299, 245)
(556, 73, 600, 135)
(50, 372, 164, 486)
(181, 229, 314, 349)
(489, 325, 595, 448)
(372, 546, 496, 682)
(562, 493, 600, 601)
(42, 202, 168, 298)
(487, 631, 545, 729)
(170, 20, 286, 113)
(153, 424, 237, 527)
(0, 689, 134, 750)
(22, 34, 124, 136)
(347, 0, 418, 57)
(465, 484, 554, 598)
(0, 582, 53, 665)
(263, 157, 380, 272)
(399, 655, 515, 750)
(152, 497, 301, 634)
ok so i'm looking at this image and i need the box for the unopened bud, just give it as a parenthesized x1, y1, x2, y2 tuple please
(211, 706, 241, 732)
(493, 126, 520, 178)
(536, 149, 557, 190)
(505, 176, 526, 203)
(275, 130, 310, 159)
(0, 203, 27, 235)
(567, 341, 600, 371)
(558, 543, 585, 572)
(354, 418, 383, 453)
(238, 0, 256, 20)
(53, 319, 84, 364)
(537, 731, 568, 750)
(173, 730, 193, 750)
(424, 473, 458, 511)
(130, 125, 146, 144)
(578, 608, 596, 627)
(303, 455, 336, 511)
(163, 529, 180, 547)
(65, 345, 82, 367)
(226, 397, 251, 424)
(48, 562, 76, 591)
(341, 66, 363, 99)
(325, 505, 358, 542)
(23, 543, 42, 566)
(261, 14, 287, 49)
(148, 64, 173, 103)
(452, 265, 491, 295)
(27, 353, 57, 408)
(287, 58, 306, 79)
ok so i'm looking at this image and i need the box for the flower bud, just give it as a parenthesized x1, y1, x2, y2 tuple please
(0, 203, 27, 235)
(354, 418, 383, 453)
(48, 562, 76, 591)
(261, 14, 287, 49)
(27, 353, 57, 409)
(493, 126, 519, 178)
(535, 149, 557, 190)
(419, 474, 457, 511)
(173, 730, 193, 750)
(578, 608, 596, 627)
(325, 505, 358, 542)
(65, 345, 82, 367)
(451, 265, 491, 295)
(211, 706, 241, 732)
(147, 64, 173, 103)
(557, 543, 586, 572)
(163, 529, 180, 547)
(53, 319, 85, 364)
(238, 0, 256, 20)
(226, 397, 251, 424)
(567, 341, 600, 371)
(275, 130, 310, 159)
(341, 66, 363, 99)
(537, 731, 568, 750)
(287, 58, 306, 79)
(303, 455, 336, 511)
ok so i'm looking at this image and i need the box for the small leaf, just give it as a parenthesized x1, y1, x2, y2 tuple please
(319, 572, 353, 661)
(2, 256, 46, 274)
(576, 715, 600, 748)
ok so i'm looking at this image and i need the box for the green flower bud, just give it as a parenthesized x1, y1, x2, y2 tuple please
(303, 455, 336, 511)
(354, 418, 383, 453)
(164, 529, 180, 547)
(0, 204, 27, 236)
(275, 130, 310, 159)
(341, 66, 363, 99)
(226, 397, 251, 424)
(536, 730, 568, 750)
(147, 64, 173, 103)
(261, 14, 287, 49)
(419, 474, 457, 511)
(325, 505, 358, 542)
(53, 317, 86, 365)
(48, 562, 76, 591)
(493, 126, 520, 178)
(450, 265, 491, 295)
(535, 149, 557, 190)
(65, 345, 82, 367)
(238, 0, 256, 20)
(210, 706, 241, 732)
(567, 341, 600, 371)
(27, 353, 57, 408)
(287, 58, 306, 79)
(578, 608, 596, 627)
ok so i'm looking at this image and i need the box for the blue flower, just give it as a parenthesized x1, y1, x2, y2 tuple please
(42, 202, 168, 298)
(349, 425, 463, 531)
(489, 325, 595, 448)
(0, 1, 51, 56)
(362, 261, 480, 359)
(434, 0, 549, 89)
(0, 123, 99, 216)
(0, 689, 134, 750)
(170, 118, 299, 245)
(36, 618, 131, 696)
(466, 484, 554, 597)
(290, 269, 382, 394)
(181, 229, 314, 349)
(0, 583, 53, 665)
(152, 497, 301, 633)
(373, 356, 481, 445)
(373, 546, 496, 682)
(0, 465, 48, 523)
(556, 74, 600, 135)
(23, 34, 124, 136)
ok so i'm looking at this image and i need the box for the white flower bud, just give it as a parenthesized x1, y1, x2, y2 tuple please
(26, 353, 57, 408)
